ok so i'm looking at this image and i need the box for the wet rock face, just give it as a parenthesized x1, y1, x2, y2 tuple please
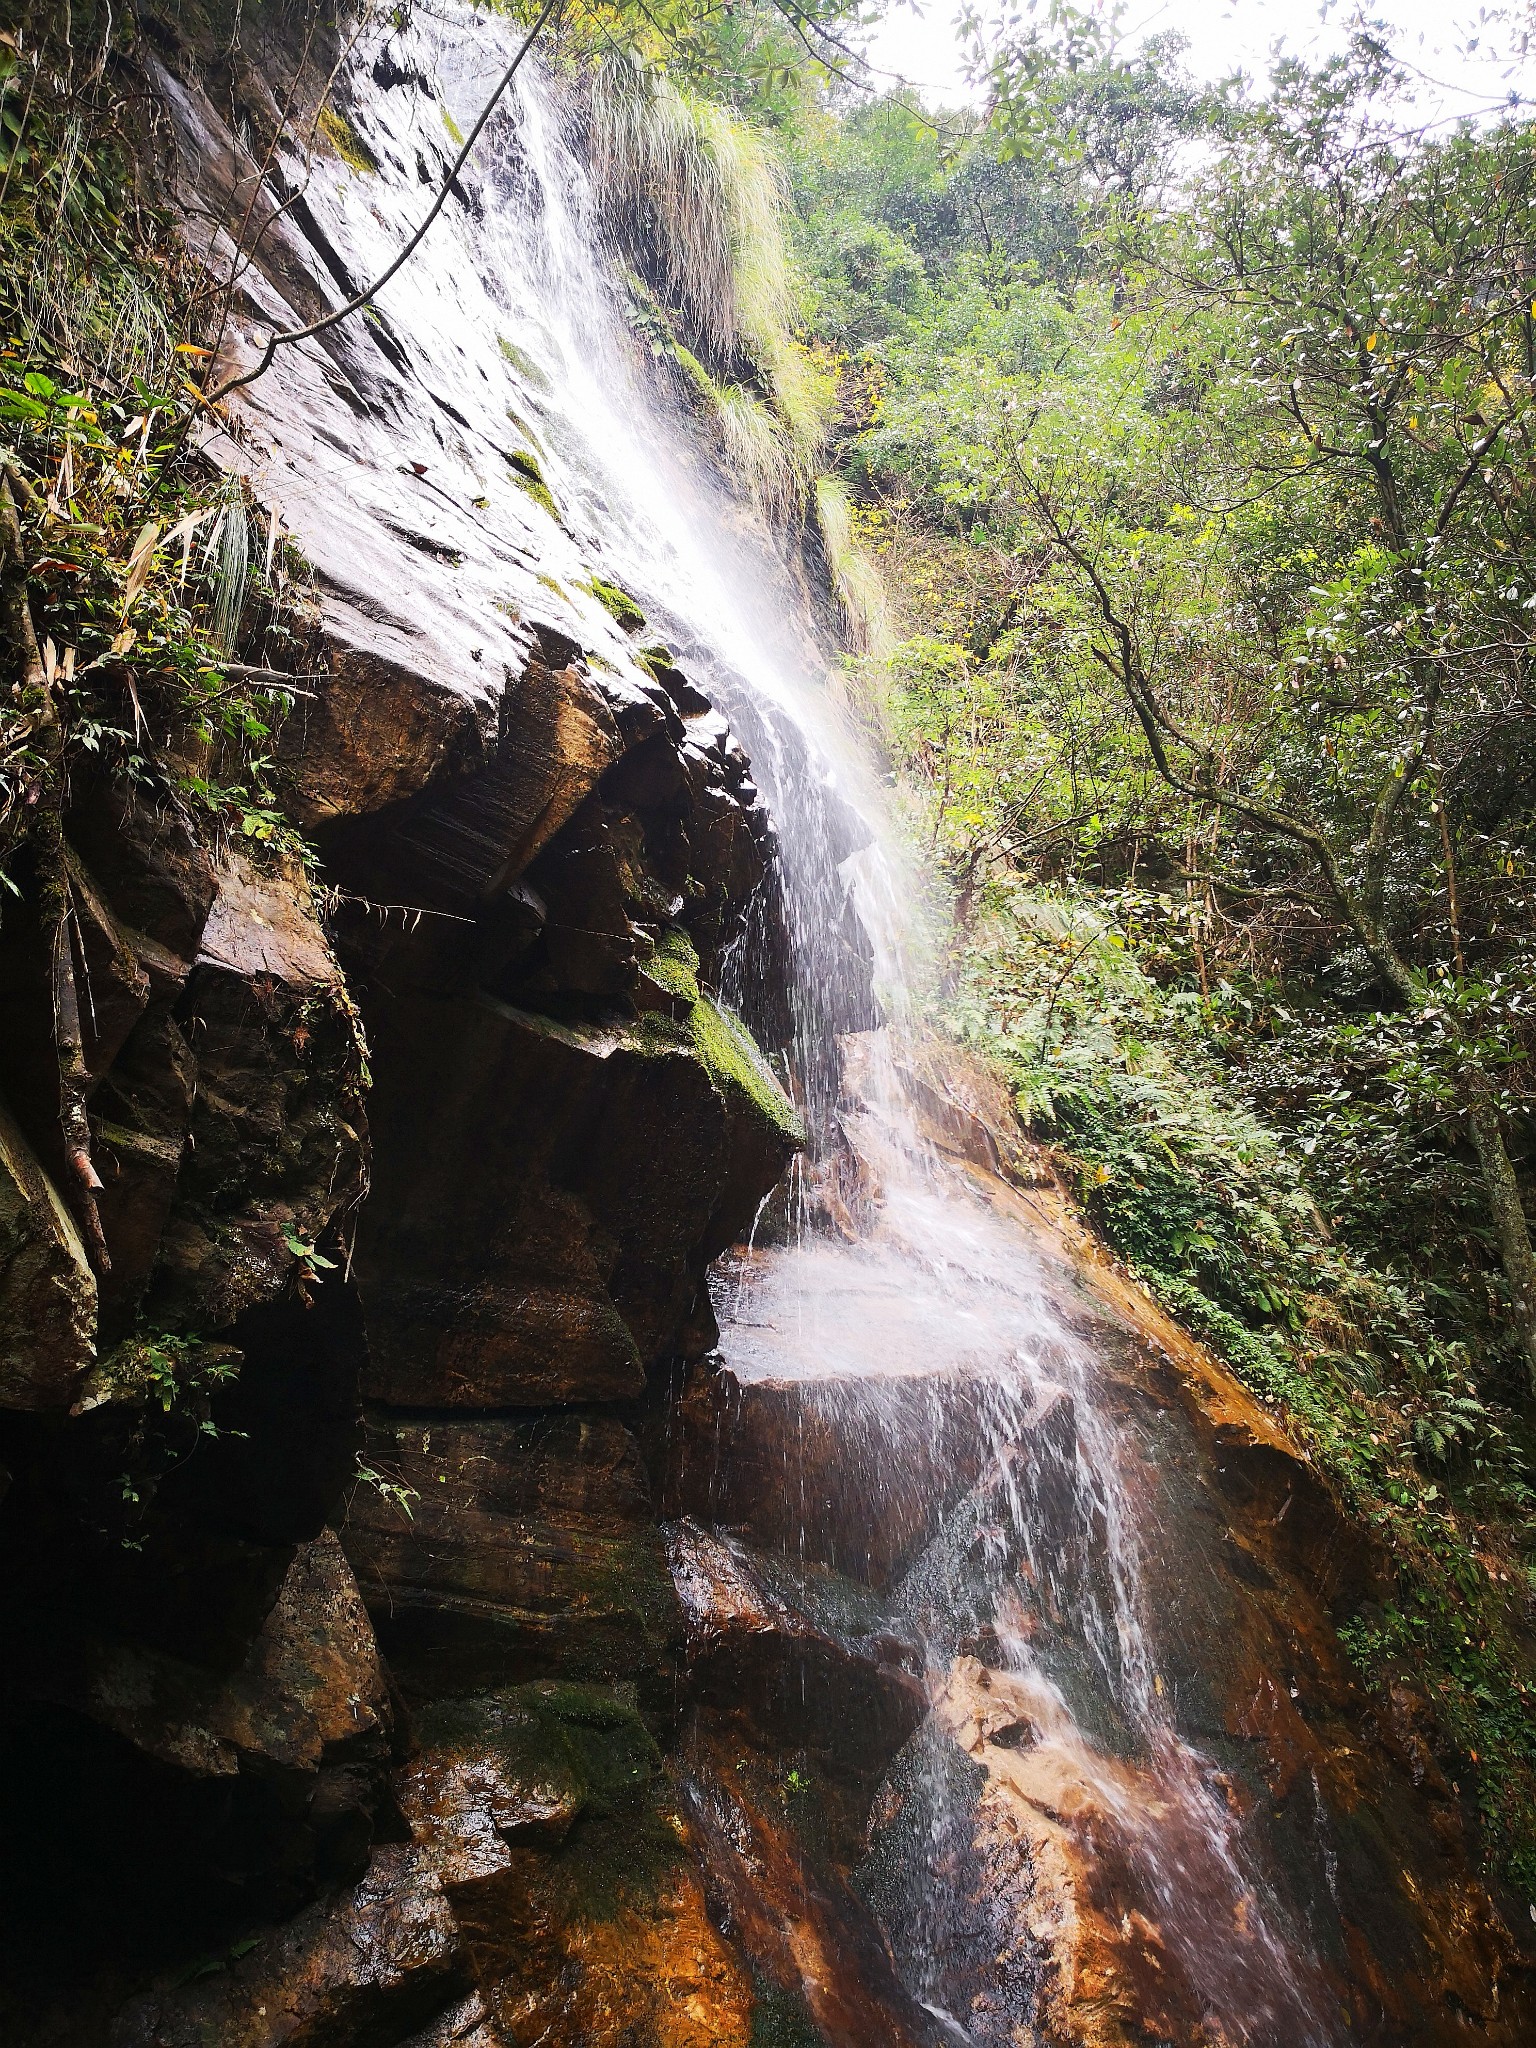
(666, 1518, 926, 1783)
(659, 1348, 1078, 1587)
(346, 1412, 680, 1704)
(0, 16, 807, 2037)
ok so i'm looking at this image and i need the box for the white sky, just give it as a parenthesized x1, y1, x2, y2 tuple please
(857, 0, 1535, 121)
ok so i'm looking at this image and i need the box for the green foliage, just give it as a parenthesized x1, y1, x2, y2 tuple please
(788, 47, 1536, 1889)
(938, 882, 1536, 1881)
(589, 59, 833, 498)
(0, 29, 320, 884)
(72, 1330, 247, 1549)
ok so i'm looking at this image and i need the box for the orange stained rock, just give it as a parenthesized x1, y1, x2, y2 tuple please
(500, 1867, 754, 2048)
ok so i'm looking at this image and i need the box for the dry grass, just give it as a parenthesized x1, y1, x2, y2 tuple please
(815, 476, 892, 654)
(587, 60, 830, 493)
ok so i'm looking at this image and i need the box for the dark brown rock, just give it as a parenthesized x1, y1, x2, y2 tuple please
(147, 850, 367, 1332)
(353, 998, 794, 1411)
(15, 1529, 391, 1782)
(344, 1413, 680, 1700)
(0, 1092, 95, 1410)
(659, 1351, 1077, 1587)
(666, 1519, 924, 1783)
(109, 1844, 469, 2048)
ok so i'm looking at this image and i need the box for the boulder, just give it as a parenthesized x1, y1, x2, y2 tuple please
(16, 1529, 391, 1783)
(110, 1844, 469, 2048)
(666, 1519, 925, 1783)
(393, 1685, 756, 2048)
(0, 1531, 396, 1943)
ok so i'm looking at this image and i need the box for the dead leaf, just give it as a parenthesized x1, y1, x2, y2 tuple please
(121, 520, 162, 614)
(161, 508, 208, 587)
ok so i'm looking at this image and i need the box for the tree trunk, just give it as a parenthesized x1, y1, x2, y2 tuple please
(1466, 1067, 1536, 1399)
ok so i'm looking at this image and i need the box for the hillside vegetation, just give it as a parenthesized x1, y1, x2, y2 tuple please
(768, 11, 1536, 1900)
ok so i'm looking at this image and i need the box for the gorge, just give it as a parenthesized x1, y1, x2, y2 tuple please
(0, 4, 1533, 2043)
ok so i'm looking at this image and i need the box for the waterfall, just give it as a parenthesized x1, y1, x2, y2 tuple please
(194, 7, 1353, 2039)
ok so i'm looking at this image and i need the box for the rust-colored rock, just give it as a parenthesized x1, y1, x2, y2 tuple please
(684, 1737, 938, 2048)
(398, 1685, 757, 2048)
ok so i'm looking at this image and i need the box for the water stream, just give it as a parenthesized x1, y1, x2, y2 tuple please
(206, 10, 1355, 2038)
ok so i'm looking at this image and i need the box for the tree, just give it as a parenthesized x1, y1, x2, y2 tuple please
(1004, 46, 1536, 1388)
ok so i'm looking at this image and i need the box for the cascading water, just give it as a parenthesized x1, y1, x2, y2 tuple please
(186, 8, 1364, 2038)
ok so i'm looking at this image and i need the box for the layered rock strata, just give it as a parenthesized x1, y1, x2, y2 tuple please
(0, 14, 808, 2032)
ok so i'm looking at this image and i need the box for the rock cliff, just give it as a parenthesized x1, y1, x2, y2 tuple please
(0, 10, 807, 2038)
(1, 5, 1533, 2045)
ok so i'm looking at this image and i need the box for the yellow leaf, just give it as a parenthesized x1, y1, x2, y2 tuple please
(175, 343, 214, 357)
(121, 520, 162, 614)
(1366, 333, 1378, 351)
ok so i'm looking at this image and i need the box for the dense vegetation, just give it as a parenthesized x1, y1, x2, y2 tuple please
(775, 9, 1536, 1901)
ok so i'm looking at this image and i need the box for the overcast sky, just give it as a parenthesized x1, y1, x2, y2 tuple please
(857, 0, 1535, 122)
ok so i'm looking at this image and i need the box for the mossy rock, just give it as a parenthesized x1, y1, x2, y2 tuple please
(317, 105, 377, 175)
(509, 447, 561, 522)
(637, 930, 804, 1154)
(690, 994, 804, 1152)
(640, 924, 702, 1006)
(417, 1682, 679, 1920)
(583, 576, 647, 631)
(498, 333, 551, 391)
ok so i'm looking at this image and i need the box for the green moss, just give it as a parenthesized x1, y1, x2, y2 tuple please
(440, 102, 465, 147)
(642, 926, 702, 1006)
(534, 572, 568, 600)
(509, 448, 561, 523)
(418, 1682, 679, 1921)
(751, 1980, 828, 2047)
(691, 993, 805, 1149)
(317, 105, 378, 176)
(627, 929, 803, 1147)
(498, 334, 551, 390)
(583, 576, 647, 631)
